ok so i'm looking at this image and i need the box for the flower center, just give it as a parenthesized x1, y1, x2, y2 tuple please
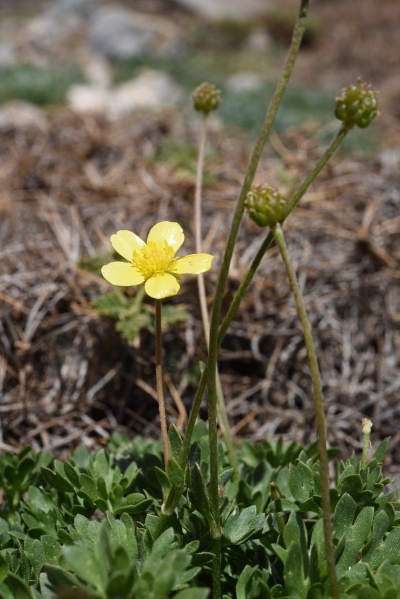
(131, 241, 175, 279)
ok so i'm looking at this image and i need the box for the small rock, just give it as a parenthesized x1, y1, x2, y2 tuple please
(68, 70, 183, 117)
(88, 7, 176, 60)
(0, 43, 16, 68)
(67, 84, 110, 113)
(24, 12, 83, 49)
(107, 70, 183, 118)
(379, 147, 400, 175)
(80, 52, 112, 87)
(246, 28, 272, 53)
(0, 101, 48, 132)
(225, 72, 265, 93)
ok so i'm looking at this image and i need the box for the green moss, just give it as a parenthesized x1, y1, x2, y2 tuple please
(0, 64, 86, 106)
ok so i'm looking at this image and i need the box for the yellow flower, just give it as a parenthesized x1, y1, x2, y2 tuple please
(101, 221, 214, 300)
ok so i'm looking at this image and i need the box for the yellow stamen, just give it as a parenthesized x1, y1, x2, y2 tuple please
(132, 241, 175, 279)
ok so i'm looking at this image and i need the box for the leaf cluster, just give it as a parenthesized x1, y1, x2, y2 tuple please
(0, 428, 399, 598)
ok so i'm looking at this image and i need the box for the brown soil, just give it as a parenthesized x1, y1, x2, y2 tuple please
(0, 0, 399, 483)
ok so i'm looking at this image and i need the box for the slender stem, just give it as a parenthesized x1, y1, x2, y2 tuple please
(272, 223, 339, 599)
(219, 126, 348, 345)
(211, 536, 222, 599)
(180, 125, 348, 472)
(155, 299, 170, 469)
(194, 114, 238, 474)
(179, 362, 208, 467)
(195, 115, 211, 347)
(206, 7, 310, 598)
(218, 231, 274, 344)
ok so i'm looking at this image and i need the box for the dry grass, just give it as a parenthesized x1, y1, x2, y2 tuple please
(0, 107, 399, 487)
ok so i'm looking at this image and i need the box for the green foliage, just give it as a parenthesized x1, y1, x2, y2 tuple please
(0, 64, 85, 106)
(92, 288, 189, 344)
(149, 137, 217, 185)
(0, 427, 398, 598)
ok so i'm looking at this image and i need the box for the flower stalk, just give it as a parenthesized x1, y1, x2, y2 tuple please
(272, 222, 339, 599)
(155, 299, 170, 469)
(206, 4, 310, 597)
(194, 108, 237, 475)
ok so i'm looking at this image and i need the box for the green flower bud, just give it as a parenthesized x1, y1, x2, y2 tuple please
(192, 82, 221, 115)
(335, 78, 378, 130)
(245, 185, 288, 228)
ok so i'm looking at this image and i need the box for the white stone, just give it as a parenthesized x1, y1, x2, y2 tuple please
(88, 7, 164, 59)
(225, 72, 265, 93)
(0, 43, 16, 68)
(106, 70, 183, 118)
(0, 101, 48, 132)
(67, 70, 183, 117)
(67, 84, 110, 113)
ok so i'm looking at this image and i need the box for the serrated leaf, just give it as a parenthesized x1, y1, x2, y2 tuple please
(289, 462, 313, 503)
(41, 564, 82, 596)
(167, 459, 184, 494)
(91, 450, 109, 480)
(333, 493, 357, 538)
(223, 506, 266, 545)
(371, 438, 390, 464)
(63, 462, 80, 488)
(107, 512, 138, 561)
(63, 545, 106, 593)
(284, 541, 308, 599)
(284, 513, 308, 573)
(336, 506, 374, 577)
(339, 474, 363, 497)
(218, 468, 234, 488)
(189, 463, 211, 521)
(168, 424, 183, 462)
(40, 468, 73, 493)
(24, 537, 44, 579)
(78, 474, 98, 502)
(1, 573, 33, 599)
(362, 510, 400, 569)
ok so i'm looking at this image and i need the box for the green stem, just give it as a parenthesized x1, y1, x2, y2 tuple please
(219, 126, 348, 344)
(180, 125, 348, 473)
(272, 223, 339, 599)
(155, 299, 170, 470)
(194, 114, 237, 475)
(179, 364, 208, 467)
(195, 115, 210, 346)
(206, 6, 310, 597)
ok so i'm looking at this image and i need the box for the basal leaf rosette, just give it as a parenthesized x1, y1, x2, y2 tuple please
(101, 221, 214, 300)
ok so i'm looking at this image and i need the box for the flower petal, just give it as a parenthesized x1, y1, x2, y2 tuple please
(147, 221, 184, 253)
(144, 273, 180, 299)
(110, 230, 145, 261)
(101, 262, 145, 286)
(171, 253, 214, 274)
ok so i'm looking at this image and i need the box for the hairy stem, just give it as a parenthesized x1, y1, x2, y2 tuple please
(272, 223, 339, 599)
